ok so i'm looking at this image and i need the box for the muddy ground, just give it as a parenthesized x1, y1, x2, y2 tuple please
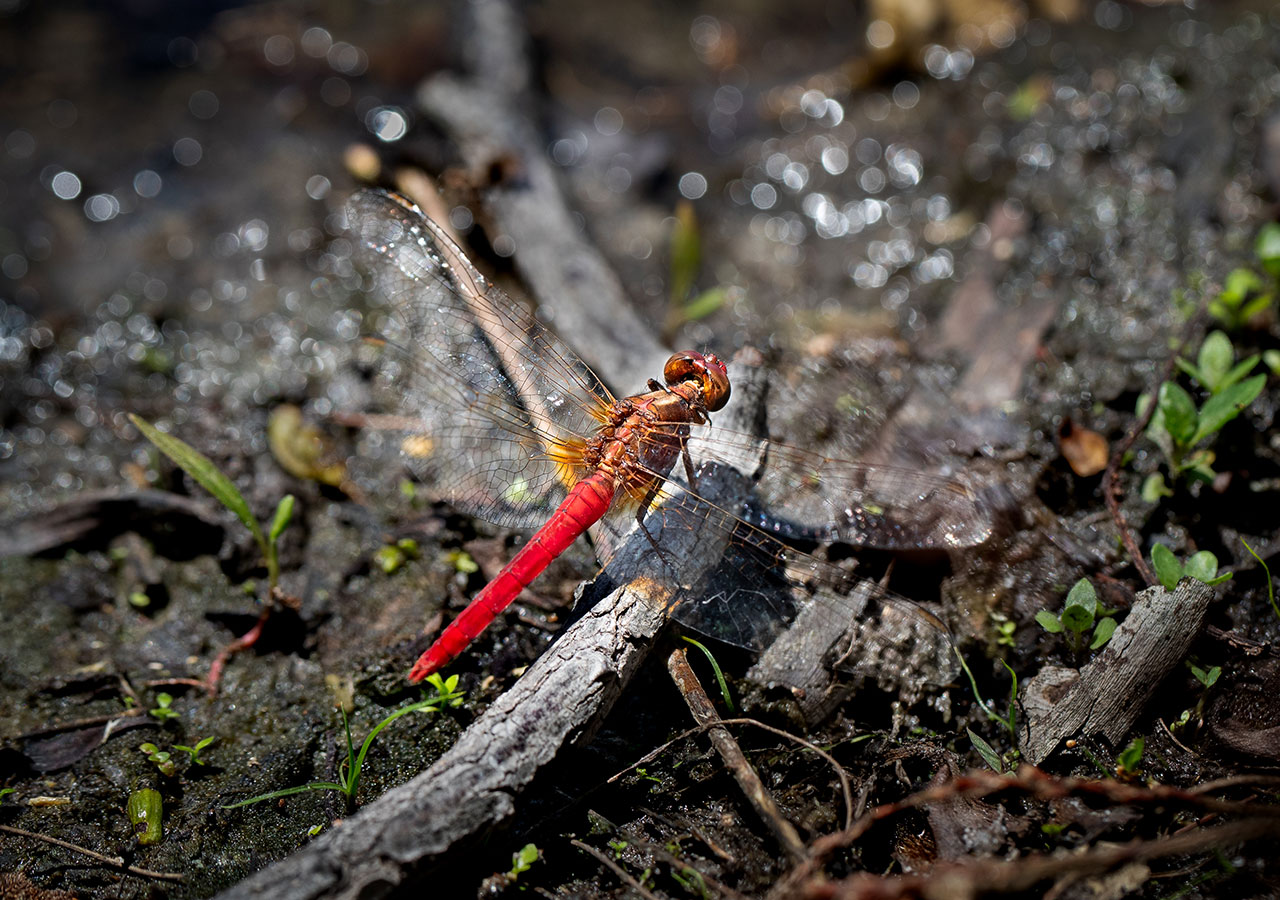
(1, 1, 1279, 898)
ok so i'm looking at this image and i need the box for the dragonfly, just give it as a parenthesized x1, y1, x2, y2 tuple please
(344, 189, 994, 687)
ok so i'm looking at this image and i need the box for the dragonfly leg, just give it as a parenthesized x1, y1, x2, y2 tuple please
(633, 486, 678, 570)
(680, 443, 698, 491)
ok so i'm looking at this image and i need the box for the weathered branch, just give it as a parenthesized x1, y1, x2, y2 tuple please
(415, 0, 670, 391)
(1020, 579, 1213, 764)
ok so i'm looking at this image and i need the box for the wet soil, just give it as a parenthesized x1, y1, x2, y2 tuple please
(2, 1, 1279, 898)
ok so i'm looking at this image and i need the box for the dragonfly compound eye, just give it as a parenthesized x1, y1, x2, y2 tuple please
(664, 351, 731, 412)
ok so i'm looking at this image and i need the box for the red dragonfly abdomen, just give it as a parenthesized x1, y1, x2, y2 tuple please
(408, 471, 617, 682)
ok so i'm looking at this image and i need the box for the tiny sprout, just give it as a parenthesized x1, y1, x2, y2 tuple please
(507, 843, 540, 880)
(128, 591, 151, 609)
(173, 736, 216, 765)
(149, 693, 179, 722)
(1150, 544, 1232, 591)
(139, 743, 177, 778)
(1255, 222, 1280, 278)
(0, 788, 15, 803)
(1190, 664, 1221, 689)
(375, 539, 420, 575)
(424, 672, 464, 708)
(448, 549, 479, 575)
(1115, 736, 1144, 778)
(1035, 579, 1116, 653)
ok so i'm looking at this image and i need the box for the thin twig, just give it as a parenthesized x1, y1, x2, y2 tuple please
(775, 764, 1280, 897)
(15, 708, 146, 741)
(809, 817, 1274, 900)
(609, 716, 854, 835)
(0, 823, 185, 882)
(667, 649, 807, 862)
(570, 838, 663, 900)
(1157, 717, 1197, 756)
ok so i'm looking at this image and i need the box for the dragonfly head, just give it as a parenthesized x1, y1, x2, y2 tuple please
(664, 351, 731, 412)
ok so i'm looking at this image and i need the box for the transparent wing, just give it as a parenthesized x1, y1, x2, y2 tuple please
(688, 426, 994, 550)
(346, 189, 616, 528)
(614, 461, 961, 687)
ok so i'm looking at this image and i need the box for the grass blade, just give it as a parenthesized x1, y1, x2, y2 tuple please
(129, 414, 266, 553)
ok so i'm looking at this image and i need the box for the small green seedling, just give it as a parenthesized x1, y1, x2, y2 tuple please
(447, 549, 478, 575)
(956, 649, 1020, 773)
(1190, 663, 1221, 689)
(1115, 736, 1144, 779)
(149, 692, 179, 722)
(374, 538, 420, 575)
(173, 736, 216, 766)
(1255, 222, 1280, 279)
(1175, 330, 1262, 397)
(223, 686, 465, 813)
(991, 613, 1016, 648)
(0, 788, 15, 803)
(1139, 332, 1266, 490)
(1035, 579, 1117, 653)
(1209, 268, 1271, 330)
(139, 743, 176, 778)
(507, 843, 540, 880)
(129, 414, 294, 595)
(423, 672, 464, 709)
(1173, 660, 1223, 733)
(1150, 545, 1231, 591)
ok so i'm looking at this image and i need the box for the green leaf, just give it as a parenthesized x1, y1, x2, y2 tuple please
(509, 843, 540, 878)
(669, 201, 701, 305)
(1256, 222, 1280, 277)
(1060, 603, 1095, 634)
(1183, 551, 1220, 583)
(1220, 266, 1264, 304)
(221, 782, 345, 809)
(1195, 331, 1233, 391)
(1216, 354, 1261, 394)
(1192, 374, 1265, 445)
(682, 636, 736, 714)
(1116, 736, 1144, 774)
(682, 286, 728, 321)
(269, 494, 295, 544)
(129, 414, 266, 553)
(1156, 382, 1198, 446)
(1190, 663, 1221, 688)
(1151, 543, 1182, 591)
(1065, 578, 1097, 613)
(967, 727, 1004, 773)
(1140, 473, 1172, 502)
(1241, 294, 1272, 321)
(1034, 609, 1063, 633)
(1090, 617, 1117, 649)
